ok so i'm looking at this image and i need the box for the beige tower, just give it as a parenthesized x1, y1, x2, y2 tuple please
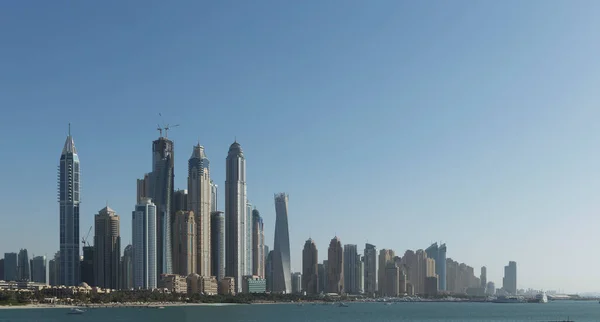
(384, 263, 399, 297)
(327, 236, 344, 294)
(172, 210, 197, 276)
(94, 206, 121, 290)
(302, 238, 318, 295)
(188, 144, 212, 276)
(377, 249, 395, 295)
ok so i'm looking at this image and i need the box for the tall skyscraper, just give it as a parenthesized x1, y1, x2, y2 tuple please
(17, 249, 31, 281)
(136, 173, 150, 204)
(480, 266, 487, 289)
(132, 198, 157, 289)
(172, 210, 196, 276)
(302, 238, 318, 295)
(58, 125, 80, 286)
(225, 141, 246, 292)
(210, 181, 218, 213)
(94, 206, 121, 290)
(438, 243, 447, 291)
(31, 256, 47, 284)
(272, 193, 291, 294)
(327, 237, 344, 294)
(211, 211, 225, 281)
(317, 263, 325, 293)
(188, 144, 212, 276)
(343, 244, 358, 294)
(265, 250, 274, 292)
(357, 256, 365, 294)
(252, 208, 265, 277)
(0, 259, 4, 282)
(378, 249, 395, 295)
(149, 135, 174, 277)
(245, 202, 253, 275)
(120, 245, 133, 290)
(364, 243, 377, 295)
(503, 261, 517, 295)
(3, 253, 17, 282)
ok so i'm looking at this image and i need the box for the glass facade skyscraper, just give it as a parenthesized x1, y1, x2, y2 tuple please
(272, 193, 291, 293)
(132, 198, 157, 289)
(225, 141, 246, 292)
(58, 126, 80, 286)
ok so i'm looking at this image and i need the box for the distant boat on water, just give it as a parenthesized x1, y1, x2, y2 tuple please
(67, 308, 85, 315)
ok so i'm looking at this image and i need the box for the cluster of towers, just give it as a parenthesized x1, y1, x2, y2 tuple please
(54, 125, 293, 293)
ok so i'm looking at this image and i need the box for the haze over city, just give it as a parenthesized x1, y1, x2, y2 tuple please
(2, 1, 600, 293)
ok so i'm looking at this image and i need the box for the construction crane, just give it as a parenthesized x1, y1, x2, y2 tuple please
(82, 226, 92, 247)
(163, 124, 179, 138)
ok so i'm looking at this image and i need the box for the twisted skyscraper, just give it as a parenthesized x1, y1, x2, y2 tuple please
(272, 193, 291, 293)
(58, 125, 80, 286)
(225, 141, 246, 292)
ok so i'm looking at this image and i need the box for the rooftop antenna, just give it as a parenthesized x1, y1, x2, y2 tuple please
(68, 123, 71, 136)
(157, 124, 163, 137)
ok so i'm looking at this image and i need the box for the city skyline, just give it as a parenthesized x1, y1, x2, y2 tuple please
(2, 1, 600, 293)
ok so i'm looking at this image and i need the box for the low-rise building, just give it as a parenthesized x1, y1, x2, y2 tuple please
(242, 275, 266, 294)
(159, 274, 187, 293)
(219, 276, 236, 295)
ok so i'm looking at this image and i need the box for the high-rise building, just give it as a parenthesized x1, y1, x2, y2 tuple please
(252, 209, 265, 277)
(0, 259, 4, 281)
(94, 206, 121, 290)
(357, 256, 364, 294)
(80, 246, 94, 286)
(503, 261, 517, 295)
(172, 210, 196, 276)
(384, 262, 399, 297)
(31, 256, 46, 284)
(291, 272, 302, 294)
(173, 189, 188, 212)
(149, 135, 174, 277)
(415, 249, 428, 295)
(364, 243, 377, 295)
(302, 238, 318, 295)
(3, 253, 17, 282)
(480, 266, 487, 289)
(486, 281, 495, 295)
(211, 211, 225, 281)
(136, 173, 150, 204)
(225, 141, 247, 292)
(48, 252, 60, 286)
(322, 260, 328, 293)
(425, 242, 446, 291)
(58, 125, 81, 286)
(245, 202, 253, 275)
(272, 193, 292, 293)
(378, 249, 395, 295)
(265, 250, 274, 292)
(210, 181, 218, 213)
(317, 263, 325, 293)
(327, 237, 344, 294)
(18, 249, 31, 281)
(132, 198, 157, 289)
(188, 144, 211, 276)
(343, 244, 358, 294)
(120, 245, 133, 290)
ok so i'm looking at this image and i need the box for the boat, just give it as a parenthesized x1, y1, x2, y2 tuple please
(67, 308, 85, 315)
(338, 302, 349, 307)
(492, 295, 526, 303)
(535, 292, 548, 303)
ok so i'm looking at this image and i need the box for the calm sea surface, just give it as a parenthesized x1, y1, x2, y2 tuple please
(1, 301, 598, 322)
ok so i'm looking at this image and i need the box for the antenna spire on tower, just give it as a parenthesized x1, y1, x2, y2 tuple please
(68, 123, 71, 136)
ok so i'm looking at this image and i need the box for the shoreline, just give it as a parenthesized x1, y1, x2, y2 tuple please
(0, 302, 242, 310)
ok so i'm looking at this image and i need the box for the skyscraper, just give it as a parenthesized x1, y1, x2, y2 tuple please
(327, 237, 344, 294)
(120, 245, 133, 290)
(31, 256, 47, 284)
(132, 198, 157, 289)
(58, 125, 80, 286)
(80, 246, 94, 286)
(357, 256, 365, 294)
(173, 189, 188, 212)
(302, 239, 318, 295)
(188, 144, 211, 276)
(94, 206, 121, 290)
(0, 259, 4, 282)
(364, 243, 377, 295)
(211, 211, 225, 281)
(503, 261, 517, 295)
(225, 141, 246, 291)
(252, 208, 265, 277)
(3, 253, 17, 282)
(48, 252, 60, 286)
(18, 249, 30, 281)
(245, 202, 253, 275)
(149, 135, 174, 277)
(378, 249, 395, 295)
(136, 173, 150, 203)
(210, 181, 218, 213)
(480, 266, 487, 289)
(265, 250, 274, 292)
(172, 210, 196, 276)
(272, 193, 291, 294)
(343, 244, 358, 294)
(438, 243, 447, 291)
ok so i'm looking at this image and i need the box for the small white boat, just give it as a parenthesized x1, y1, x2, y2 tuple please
(67, 308, 85, 315)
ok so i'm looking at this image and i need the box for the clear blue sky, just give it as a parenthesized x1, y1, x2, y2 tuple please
(2, 1, 600, 293)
